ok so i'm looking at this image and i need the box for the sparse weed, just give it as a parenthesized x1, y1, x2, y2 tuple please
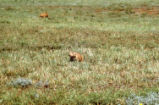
(126, 92, 159, 105)
(10, 78, 32, 88)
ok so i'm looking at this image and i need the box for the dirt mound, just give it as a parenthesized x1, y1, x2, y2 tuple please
(96, 6, 159, 15)
(133, 6, 159, 15)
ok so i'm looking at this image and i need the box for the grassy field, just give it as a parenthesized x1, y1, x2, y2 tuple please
(0, 0, 159, 105)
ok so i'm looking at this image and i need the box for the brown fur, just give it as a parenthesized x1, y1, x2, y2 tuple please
(69, 52, 84, 62)
(40, 12, 48, 18)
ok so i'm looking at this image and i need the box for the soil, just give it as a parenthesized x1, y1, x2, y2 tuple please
(39, 5, 159, 16)
(133, 6, 159, 15)
(96, 6, 159, 15)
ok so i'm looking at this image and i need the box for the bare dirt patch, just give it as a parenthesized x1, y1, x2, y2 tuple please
(36, 5, 159, 16)
(133, 6, 159, 15)
(95, 6, 159, 15)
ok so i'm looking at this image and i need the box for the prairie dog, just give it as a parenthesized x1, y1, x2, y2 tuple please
(40, 12, 48, 18)
(69, 52, 84, 62)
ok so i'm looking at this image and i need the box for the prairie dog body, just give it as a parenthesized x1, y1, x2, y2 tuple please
(69, 52, 84, 62)
(40, 12, 48, 18)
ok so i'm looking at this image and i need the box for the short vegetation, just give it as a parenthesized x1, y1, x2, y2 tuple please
(0, 0, 159, 104)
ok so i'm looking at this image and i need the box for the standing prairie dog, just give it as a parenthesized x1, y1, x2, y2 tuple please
(69, 52, 84, 62)
(40, 12, 48, 18)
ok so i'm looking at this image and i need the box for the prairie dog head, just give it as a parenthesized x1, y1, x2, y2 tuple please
(69, 52, 76, 57)
(69, 51, 83, 62)
(69, 52, 76, 61)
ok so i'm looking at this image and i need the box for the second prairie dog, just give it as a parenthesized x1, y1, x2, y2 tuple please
(69, 52, 84, 62)
(40, 12, 48, 18)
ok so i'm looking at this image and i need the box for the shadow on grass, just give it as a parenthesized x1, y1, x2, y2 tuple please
(0, 45, 61, 52)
